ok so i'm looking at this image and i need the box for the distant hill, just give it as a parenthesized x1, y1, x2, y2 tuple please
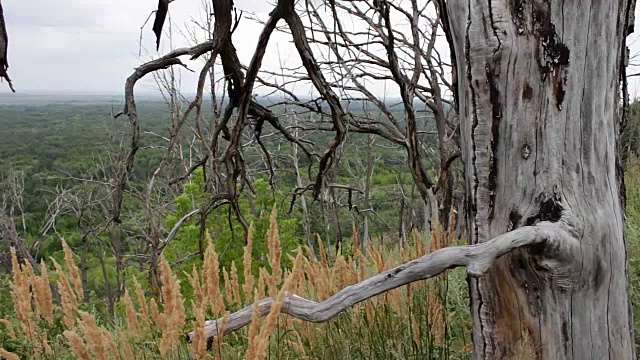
(0, 92, 450, 112)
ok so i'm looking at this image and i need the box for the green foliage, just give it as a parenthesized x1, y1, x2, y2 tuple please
(625, 156, 640, 351)
(164, 171, 300, 294)
(622, 101, 640, 164)
(1, 99, 640, 359)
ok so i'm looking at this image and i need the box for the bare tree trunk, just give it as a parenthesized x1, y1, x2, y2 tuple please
(395, 173, 409, 246)
(425, 187, 439, 250)
(198, 211, 207, 261)
(149, 248, 161, 297)
(455, 195, 467, 240)
(98, 248, 115, 316)
(362, 134, 375, 248)
(110, 226, 124, 301)
(329, 187, 342, 254)
(423, 200, 431, 245)
(80, 233, 89, 302)
(442, 0, 636, 358)
(292, 123, 316, 259)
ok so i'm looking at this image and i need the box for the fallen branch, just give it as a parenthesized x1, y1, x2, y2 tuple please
(187, 221, 578, 342)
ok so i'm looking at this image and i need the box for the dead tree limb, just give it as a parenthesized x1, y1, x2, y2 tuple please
(282, 0, 348, 199)
(187, 221, 579, 342)
(112, 54, 190, 223)
(0, 0, 14, 92)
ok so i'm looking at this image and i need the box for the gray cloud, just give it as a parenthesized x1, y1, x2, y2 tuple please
(0, 0, 296, 94)
(1, 0, 639, 98)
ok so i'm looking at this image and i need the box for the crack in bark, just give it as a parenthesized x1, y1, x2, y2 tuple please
(486, 62, 501, 221)
(463, 1, 488, 356)
(508, 0, 528, 35)
(532, 0, 570, 110)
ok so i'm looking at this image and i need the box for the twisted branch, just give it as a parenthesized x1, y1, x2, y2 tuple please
(187, 221, 578, 342)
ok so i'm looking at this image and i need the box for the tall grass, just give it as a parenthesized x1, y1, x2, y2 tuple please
(0, 208, 473, 359)
(6, 181, 640, 359)
(7, 171, 640, 360)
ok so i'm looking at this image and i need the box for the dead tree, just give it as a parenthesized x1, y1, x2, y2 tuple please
(173, 0, 637, 358)
(252, 0, 461, 228)
(111, 0, 321, 244)
(0, 169, 36, 269)
(440, 0, 636, 357)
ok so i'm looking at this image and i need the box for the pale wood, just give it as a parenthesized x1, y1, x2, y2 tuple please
(442, 0, 636, 358)
(188, 221, 576, 342)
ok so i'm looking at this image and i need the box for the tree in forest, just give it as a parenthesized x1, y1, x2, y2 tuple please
(119, 0, 637, 358)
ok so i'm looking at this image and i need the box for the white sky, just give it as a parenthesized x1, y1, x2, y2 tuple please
(2, 0, 640, 99)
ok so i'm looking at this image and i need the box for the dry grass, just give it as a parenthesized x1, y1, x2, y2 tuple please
(62, 239, 84, 301)
(156, 255, 186, 356)
(0, 348, 20, 360)
(1, 213, 472, 360)
(0, 319, 15, 340)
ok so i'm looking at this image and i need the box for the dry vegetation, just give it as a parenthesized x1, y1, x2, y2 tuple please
(0, 208, 473, 359)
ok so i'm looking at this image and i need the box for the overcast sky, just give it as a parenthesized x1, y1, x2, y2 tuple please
(0, 0, 284, 95)
(2, 0, 640, 98)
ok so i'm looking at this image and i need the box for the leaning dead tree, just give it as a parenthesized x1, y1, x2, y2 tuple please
(168, 0, 632, 358)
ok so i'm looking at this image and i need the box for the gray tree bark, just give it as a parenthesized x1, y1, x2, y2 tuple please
(442, 0, 636, 358)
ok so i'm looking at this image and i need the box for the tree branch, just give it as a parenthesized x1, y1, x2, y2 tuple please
(111, 54, 190, 223)
(187, 221, 578, 342)
(282, 0, 348, 199)
(0, 0, 14, 92)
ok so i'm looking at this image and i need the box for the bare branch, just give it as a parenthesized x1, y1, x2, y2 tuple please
(111, 52, 190, 223)
(0, 0, 14, 92)
(188, 221, 578, 342)
(283, 0, 348, 199)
